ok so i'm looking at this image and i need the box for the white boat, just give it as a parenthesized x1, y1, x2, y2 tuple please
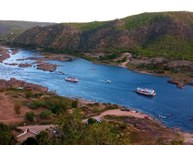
(106, 80, 111, 83)
(65, 77, 79, 83)
(136, 87, 156, 96)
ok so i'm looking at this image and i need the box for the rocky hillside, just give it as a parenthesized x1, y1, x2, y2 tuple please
(13, 11, 193, 60)
(0, 20, 55, 43)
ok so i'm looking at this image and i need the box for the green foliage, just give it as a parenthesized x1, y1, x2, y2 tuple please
(25, 90, 33, 98)
(29, 101, 43, 109)
(137, 63, 165, 74)
(56, 109, 84, 145)
(40, 110, 52, 119)
(21, 137, 38, 145)
(69, 21, 108, 31)
(71, 101, 78, 108)
(29, 96, 72, 114)
(99, 52, 121, 60)
(25, 112, 35, 122)
(124, 12, 168, 30)
(141, 35, 193, 60)
(87, 117, 97, 125)
(0, 123, 15, 145)
(84, 122, 119, 145)
(51, 109, 132, 145)
(43, 97, 70, 114)
(36, 131, 50, 145)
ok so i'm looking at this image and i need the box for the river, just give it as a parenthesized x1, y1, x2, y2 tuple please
(1, 49, 193, 132)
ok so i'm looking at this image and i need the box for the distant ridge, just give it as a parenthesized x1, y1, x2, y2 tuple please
(0, 20, 55, 43)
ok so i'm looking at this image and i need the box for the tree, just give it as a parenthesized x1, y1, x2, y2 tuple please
(85, 122, 119, 145)
(40, 110, 52, 119)
(0, 123, 16, 145)
(87, 117, 97, 125)
(72, 101, 78, 108)
(25, 91, 33, 98)
(36, 131, 50, 145)
(54, 109, 132, 145)
(56, 109, 85, 145)
(21, 137, 38, 145)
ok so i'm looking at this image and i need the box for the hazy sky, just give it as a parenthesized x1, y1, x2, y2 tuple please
(0, 0, 192, 23)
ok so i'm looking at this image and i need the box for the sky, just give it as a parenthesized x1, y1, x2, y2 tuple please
(0, 0, 193, 23)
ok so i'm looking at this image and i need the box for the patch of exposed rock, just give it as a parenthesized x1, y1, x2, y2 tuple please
(17, 54, 74, 62)
(167, 79, 188, 89)
(0, 46, 10, 62)
(18, 63, 32, 68)
(129, 57, 168, 65)
(4, 63, 18, 66)
(43, 54, 74, 61)
(36, 62, 57, 72)
(0, 78, 48, 92)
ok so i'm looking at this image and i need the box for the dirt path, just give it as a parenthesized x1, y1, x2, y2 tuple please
(17, 125, 55, 143)
(18, 124, 55, 133)
(87, 109, 152, 121)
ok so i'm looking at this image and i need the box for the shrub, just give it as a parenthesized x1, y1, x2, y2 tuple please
(51, 104, 66, 114)
(0, 123, 16, 145)
(36, 131, 49, 145)
(25, 91, 33, 98)
(25, 112, 35, 122)
(87, 118, 97, 125)
(72, 101, 78, 108)
(40, 110, 52, 119)
(29, 101, 43, 109)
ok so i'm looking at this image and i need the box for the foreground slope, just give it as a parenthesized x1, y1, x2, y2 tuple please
(0, 78, 189, 144)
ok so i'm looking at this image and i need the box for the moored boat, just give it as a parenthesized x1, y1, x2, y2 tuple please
(136, 87, 156, 96)
(65, 77, 79, 83)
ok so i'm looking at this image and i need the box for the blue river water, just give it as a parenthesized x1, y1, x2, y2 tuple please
(1, 49, 193, 132)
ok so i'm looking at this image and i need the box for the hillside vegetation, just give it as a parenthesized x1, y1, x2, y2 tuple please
(12, 11, 193, 61)
(0, 20, 55, 43)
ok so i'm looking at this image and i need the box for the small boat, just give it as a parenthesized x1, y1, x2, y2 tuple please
(136, 87, 156, 96)
(158, 114, 167, 119)
(106, 80, 111, 83)
(65, 77, 79, 83)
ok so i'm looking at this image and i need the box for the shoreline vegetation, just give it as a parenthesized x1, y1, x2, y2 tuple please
(0, 46, 193, 144)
